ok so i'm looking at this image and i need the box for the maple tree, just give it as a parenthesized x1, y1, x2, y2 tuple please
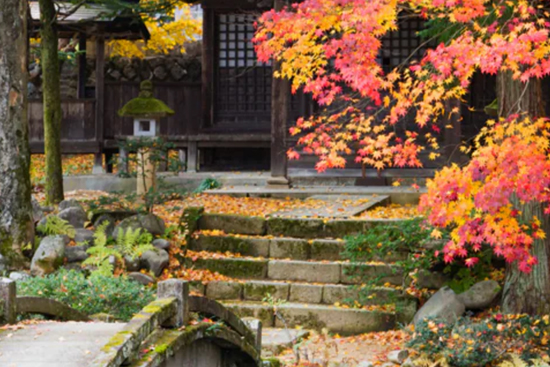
(254, 0, 550, 314)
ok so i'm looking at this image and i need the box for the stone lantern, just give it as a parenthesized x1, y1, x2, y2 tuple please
(118, 80, 175, 196)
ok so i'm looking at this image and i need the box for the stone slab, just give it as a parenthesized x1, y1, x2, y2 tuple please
(205, 281, 243, 300)
(261, 328, 310, 356)
(268, 260, 340, 283)
(198, 213, 266, 235)
(269, 195, 388, 218)
(243, 281, 290, 302)
(270, 238, 310, 260)
(190, 235, 270, 257)
(185, 257, 268, 279)
(310, 239, 345, 261)
(0, 321, 125, 367)
(289, 283, 323, 303)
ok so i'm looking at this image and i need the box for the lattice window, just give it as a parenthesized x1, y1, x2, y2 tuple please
(380, 17, 426, 72)
(216, 13, 273, 124)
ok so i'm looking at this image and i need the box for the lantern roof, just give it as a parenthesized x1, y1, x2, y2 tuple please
(118, 81, 175, 118)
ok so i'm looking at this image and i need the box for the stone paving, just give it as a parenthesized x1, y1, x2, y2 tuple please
(0, 321, 125, 367)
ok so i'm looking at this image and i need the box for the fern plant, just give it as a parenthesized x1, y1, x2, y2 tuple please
(84, 222, 155, 277)
(37, 216, 76, 238)
(115, 227, 154, 260)
(83, 222, 119, 277)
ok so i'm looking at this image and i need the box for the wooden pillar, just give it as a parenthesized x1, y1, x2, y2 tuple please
(187, 141, 198, 173)
(93, 36, 105, 174)
(202, 8, 214, 128)
(268, 0, 290, 188)
(77, 33, 86, 99)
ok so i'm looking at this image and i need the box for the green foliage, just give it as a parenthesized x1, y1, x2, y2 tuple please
(37, 215, 76, 238)
(343, 218, 496, 303)
(194, 178, 221, 193)
(114, 227, 154, 260)
(17, 269, 155, 321)
(84, 222, 154, 277)
(408, 315, 550, 367)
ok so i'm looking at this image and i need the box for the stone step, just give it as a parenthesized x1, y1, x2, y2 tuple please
(201, 280, 401, 307)
(223, 301, 396, 335)
(197, 213, 403, 239)
(190, 233, 408, 262)
(184, 256, 403, 286)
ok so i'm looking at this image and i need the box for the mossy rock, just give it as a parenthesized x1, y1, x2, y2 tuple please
(266, 218, 324, 238)
(118, 81, 175, 118)
(185, 257, 268, 279)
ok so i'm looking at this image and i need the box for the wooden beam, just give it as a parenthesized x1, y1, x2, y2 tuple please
(202, 8, 215, 128)
(269, 0, 290, 186)
(77, 33, 86, 99)
(95, 36, 105, 146)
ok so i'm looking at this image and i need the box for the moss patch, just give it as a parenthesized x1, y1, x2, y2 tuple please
(266, 218, 324, 238)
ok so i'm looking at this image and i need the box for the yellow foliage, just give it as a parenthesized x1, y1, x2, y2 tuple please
(108, 3, 202, 58)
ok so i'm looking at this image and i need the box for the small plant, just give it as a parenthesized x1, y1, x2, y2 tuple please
(194, 178, 221, 193)
(84, 222, 154, 277)
(17, 269, 154, 321)
(36, 215, 76, 238)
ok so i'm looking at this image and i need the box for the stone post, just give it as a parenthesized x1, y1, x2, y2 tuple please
(243, 318, 262, 352)
(0, 278, 16, 324)
(118, 146, 128, 175)
(157, 279, 189, 327)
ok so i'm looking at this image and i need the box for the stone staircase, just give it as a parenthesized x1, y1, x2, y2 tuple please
(184, 213, 416, 335)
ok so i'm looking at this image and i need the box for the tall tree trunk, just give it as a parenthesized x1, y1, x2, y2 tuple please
(497, 71, 550, 315)
(39, 0, 64, 204)
(0, 0, 35, 267)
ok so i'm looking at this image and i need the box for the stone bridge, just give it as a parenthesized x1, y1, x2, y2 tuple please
(0, 278, 263, 367)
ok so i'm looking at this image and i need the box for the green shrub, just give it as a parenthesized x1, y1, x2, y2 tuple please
(343, 218, 496, 303)
(408, 314, 550, 367)
(17, 269, 155, 321)
(194, 178, 221, 193)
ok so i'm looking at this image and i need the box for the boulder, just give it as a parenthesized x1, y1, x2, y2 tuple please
(124, 255, 141, 272)
(93, 214, 116, 237)
(58, 199, 83, 211)
(9, 272, 30, 282)
(31, 236, 66, 276)
(388, 350, 409, 364)
(128, 272, 155, 285)
(413, 286, 465, 326)
(152, 238, 170, 251)
(457, 280, 501, 310)
(74, 228, 94, 245)
(65, 245, 89, 263)
(57, 207, 87, 228)
(113, 213, 165, 237)
(141, 249, 169, 277)
(31, 196, 45, 223)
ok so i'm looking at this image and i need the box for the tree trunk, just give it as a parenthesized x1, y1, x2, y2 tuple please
(39, 0, 64, 204)
(0, 0, 35, 266)
(497, 71, 550, 314)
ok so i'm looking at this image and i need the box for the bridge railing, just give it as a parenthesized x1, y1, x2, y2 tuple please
(91, 279, 262, 367)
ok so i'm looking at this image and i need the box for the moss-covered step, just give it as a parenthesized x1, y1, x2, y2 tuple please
(341, 263, 403, 286)
(267, 260, 341, 283)
(224, 301, 396, 335)
(189, 234, 270, 257)
(198, 214, 266, 235)
(184, 257, 268, 279)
